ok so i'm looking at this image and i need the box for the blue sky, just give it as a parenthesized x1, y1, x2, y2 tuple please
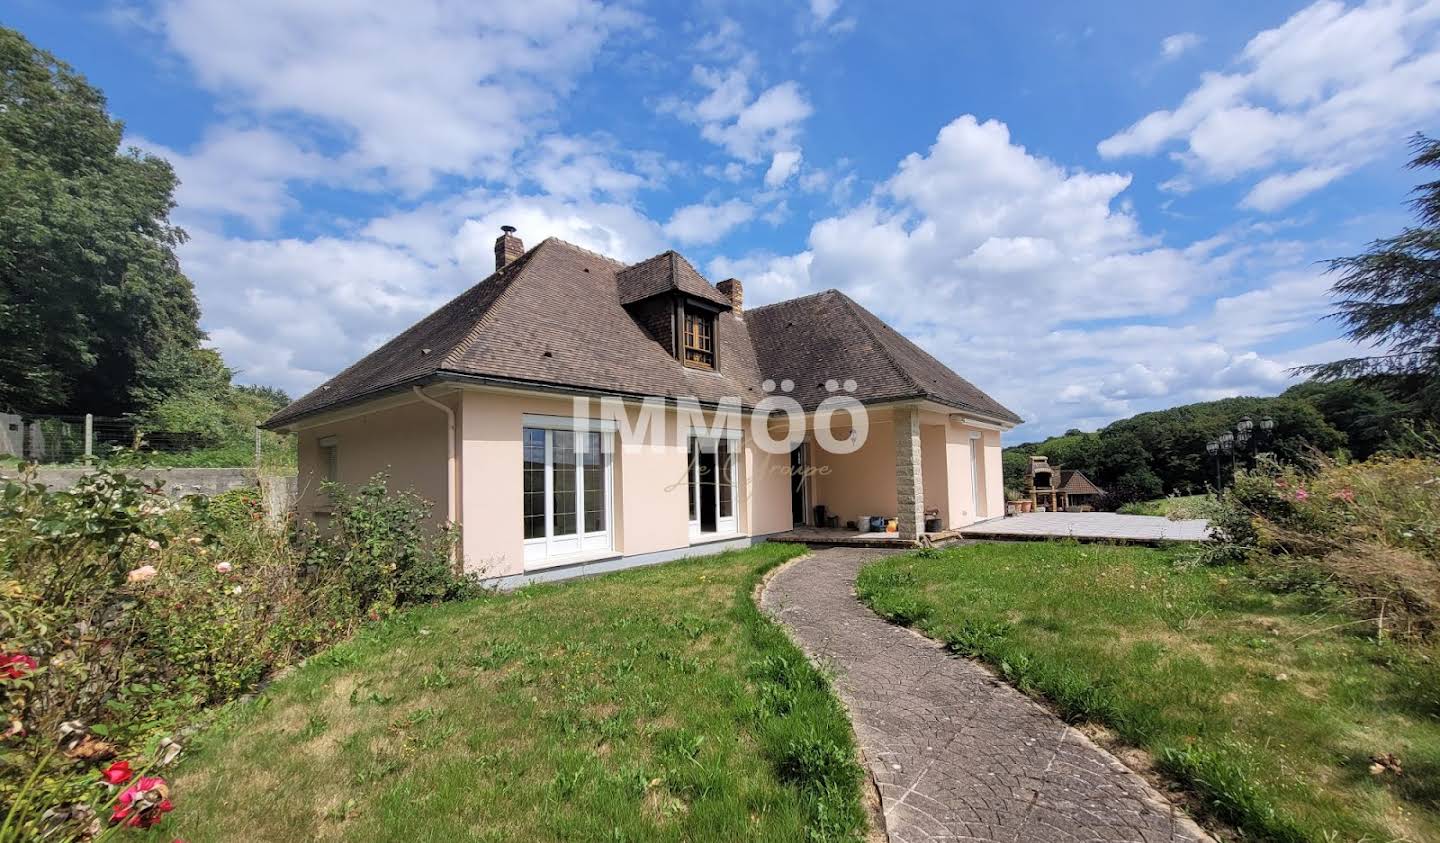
(9, 0, 1437, 441)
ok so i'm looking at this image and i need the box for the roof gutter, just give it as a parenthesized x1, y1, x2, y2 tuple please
(268, 372, 1021, 432)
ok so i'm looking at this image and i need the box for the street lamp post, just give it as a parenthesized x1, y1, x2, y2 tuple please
(1206, 415, 1277, 491)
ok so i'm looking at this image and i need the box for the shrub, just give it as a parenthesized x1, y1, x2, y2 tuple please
(0, 464, 474, 839)
(308, 476, 475, 616)
(1201, 453, 1440, 635)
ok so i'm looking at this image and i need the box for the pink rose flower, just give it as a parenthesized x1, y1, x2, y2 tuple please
(127, 565, 159, 584)
(1335, 488, 1355, 503)
(1294, 488, 1309, 502)
(111, 776, 173, 828)
(214, 561, 233, 574)
(146, 539, 161, 551)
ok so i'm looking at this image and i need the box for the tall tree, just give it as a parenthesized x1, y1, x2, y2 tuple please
(1299, 134, 1440, 416)
(0, 26, 203, 415)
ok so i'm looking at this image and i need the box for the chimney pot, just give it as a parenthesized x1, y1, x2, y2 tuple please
(495, 226, 524, 271)
(716, 277, 744, 312)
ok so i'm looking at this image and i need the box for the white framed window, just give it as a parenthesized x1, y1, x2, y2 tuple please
(688, 433, 739, 539)
(523, 418, 613, 567)
(318, 435, 339, 482)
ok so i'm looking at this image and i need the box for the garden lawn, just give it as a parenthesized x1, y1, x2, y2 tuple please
(150, 544, 866, 842)
(1119, 494, 1214, 518)
(857, 542, 1440, 843)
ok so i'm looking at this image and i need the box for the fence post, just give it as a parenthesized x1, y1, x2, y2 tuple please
(84, 413, 93, 460)
(254, 427, 262, 469)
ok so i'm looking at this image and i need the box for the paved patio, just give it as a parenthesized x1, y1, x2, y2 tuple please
(960, 512, 1210, 543)
(762, 548, 1212, 843)
(768, 526, 965, 549)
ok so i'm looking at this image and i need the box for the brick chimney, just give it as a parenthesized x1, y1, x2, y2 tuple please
(716, 277, 743, 312)
(494, 225, 524, 271)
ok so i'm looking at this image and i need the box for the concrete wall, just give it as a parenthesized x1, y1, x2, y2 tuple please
(295, 396, 454, 523)
(0, 466, 292, 499)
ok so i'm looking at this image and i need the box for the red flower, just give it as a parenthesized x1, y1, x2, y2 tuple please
(1, 653, 36, 680)
(101, 760, 133, 785)
(1334, 488, 1356, 503)
(111, 776, 173, 829)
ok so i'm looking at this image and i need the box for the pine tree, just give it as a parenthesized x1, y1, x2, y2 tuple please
(1300, 135, 1440, 416)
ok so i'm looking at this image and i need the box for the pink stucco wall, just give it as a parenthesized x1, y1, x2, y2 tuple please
(747, 446, 794, 536)
(809, 419, 897, 528)
(457, 389, 790, 577)
(295, 395, 455, 524)
(294, 388, 1006, 577)
(920, 423, 949, 527)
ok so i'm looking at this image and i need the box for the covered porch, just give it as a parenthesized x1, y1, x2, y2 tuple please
(777, 403, 1008, 541)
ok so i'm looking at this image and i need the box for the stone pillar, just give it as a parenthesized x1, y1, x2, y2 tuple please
(893, 406, 924, 539)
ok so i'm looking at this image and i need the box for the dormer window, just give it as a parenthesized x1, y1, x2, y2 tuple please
(682, 306, 715, 369)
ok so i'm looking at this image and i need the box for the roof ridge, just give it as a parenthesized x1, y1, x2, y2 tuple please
(440, 239, 546, 371)
(545, 236, 627, 266)
(747, 288, 839, 313)
(833, 292, 925, 397)
(621, 248, 678, 270)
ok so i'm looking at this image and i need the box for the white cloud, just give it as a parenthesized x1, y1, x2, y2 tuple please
(519, 135, 660, 200)
(717, 114, 1348, 438)
(764, 150, 803, 187)
(664, 199, 755, 245)
(1161, 32, 1204, 59)
(810, 0, 842, 23)
(129, 127, 338, 229)
(191, 193, 670, 397)
(666, 64, 813, 167)
(1101, 0, 1440, 210)
(152, 0, 639, 192)
(1241, 164, 1350, 210)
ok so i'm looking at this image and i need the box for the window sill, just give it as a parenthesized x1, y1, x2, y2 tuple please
(524, 548, 619, 572)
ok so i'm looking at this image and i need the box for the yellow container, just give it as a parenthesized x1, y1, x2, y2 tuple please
(885, 518, 898, 533)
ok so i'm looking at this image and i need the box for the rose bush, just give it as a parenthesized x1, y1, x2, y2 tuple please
(1203, 452, 1440, 635)
(0, 465, 479, 839)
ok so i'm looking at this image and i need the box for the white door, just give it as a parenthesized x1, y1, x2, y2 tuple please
(689, 435, 738, 538)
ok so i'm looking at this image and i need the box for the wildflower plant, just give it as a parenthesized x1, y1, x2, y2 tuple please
(0, 464, 475, 839)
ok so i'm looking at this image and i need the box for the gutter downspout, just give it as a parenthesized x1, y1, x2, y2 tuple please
(412, 386, 458, 526)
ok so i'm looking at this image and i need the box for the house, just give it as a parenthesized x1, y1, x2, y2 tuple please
(264, 227, 1020, 584)
(1056, 470, 1105, 511)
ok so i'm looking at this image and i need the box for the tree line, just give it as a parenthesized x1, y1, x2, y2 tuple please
(1003, 378, 1427, 506)
(0, 27, 287, 459)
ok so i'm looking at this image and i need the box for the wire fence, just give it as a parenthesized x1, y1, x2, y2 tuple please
(0, 411, 294, 469)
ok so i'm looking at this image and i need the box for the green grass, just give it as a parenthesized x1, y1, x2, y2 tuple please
(148, 544, 866, 842)
(856, 542, 1440, 843)
(1118, 494, 1215, 518)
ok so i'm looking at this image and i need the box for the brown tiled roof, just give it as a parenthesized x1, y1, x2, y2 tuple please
(616, 250, 733, 308)
(265, 239, 1020, 428)
(1058, 470, 1103, 496)
(745, 290, 1022, 423)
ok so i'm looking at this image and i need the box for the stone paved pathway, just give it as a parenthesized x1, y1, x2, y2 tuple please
(761, 547, 1212, 843)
